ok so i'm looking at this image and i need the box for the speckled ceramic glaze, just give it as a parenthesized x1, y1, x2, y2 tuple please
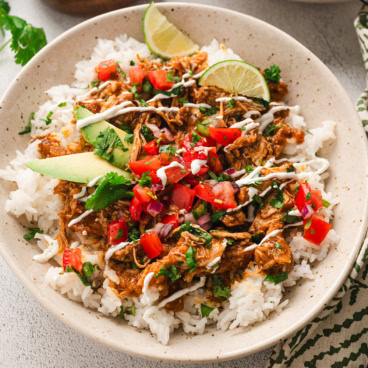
(0, 3, 367, 363)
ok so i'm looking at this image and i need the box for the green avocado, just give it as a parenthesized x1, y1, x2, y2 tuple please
(26, 152, 131, 183)
(74, 106, 132, 169)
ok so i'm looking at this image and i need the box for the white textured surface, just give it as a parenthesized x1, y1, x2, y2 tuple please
(0, 0, 364, 367)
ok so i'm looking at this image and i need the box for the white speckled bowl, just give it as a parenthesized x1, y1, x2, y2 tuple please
(0, 3, 367, 363)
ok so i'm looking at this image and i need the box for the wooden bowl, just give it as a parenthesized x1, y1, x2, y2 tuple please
(41, 0, 136, 16)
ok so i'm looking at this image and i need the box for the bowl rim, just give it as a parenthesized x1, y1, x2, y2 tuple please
(1, 2, 368, 363)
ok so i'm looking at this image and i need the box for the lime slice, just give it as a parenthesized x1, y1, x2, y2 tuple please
(143, 2, 199, 59)
(199, 60, 270, 102)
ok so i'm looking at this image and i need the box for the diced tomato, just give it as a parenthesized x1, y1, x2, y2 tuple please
(133, 184, 154, 203)
(207, 150, 223, 174)
(181, 132, 216, 152)
(140, 232, 163, 258)
(194, 183, 215, 204)
(295, 183, 323, 212)
(162, 214, 179, 229)
(182, 151, 209, 177)
(209, 127, 242, 146)
(212, 181, 237, 209)
(194, 182, 237, 209)
(129, 66, 146, 91)
(165, 166, 189, 185)
(97, 59, 117, 81)
(147, 70, 174, 91)
(144, 139, 160, 155)
(310, 190, 323, 211)
(159, 152, 179, 166)
(303, 213, 331, 245)
(129, 155, 161, 177)
(108, 218, 128, 245)
(63, 248, 83, 274)
(129, 197, 142, 221)
(171, 183, 195, 211)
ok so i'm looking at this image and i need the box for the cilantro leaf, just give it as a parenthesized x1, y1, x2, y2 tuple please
(137, 171, 152, 188)
(264, 64, 281, 83)
(85, 172, 133, 211)
(210, 210, 226, 223)
(0, 8, 47, 66)
(212, 275, 230, 300)
(270, 182, 284, 209)
(119, 124, 133, 134)
(199, 106, 216, 116)
(190, 131, 202, 147)
(178, 97, 189, 104)
(18, 111, 34, 135)
(280, 211, 299, 224)
(264, 272, 288, 285)
(128, 227, 140, 242)
(264, 124, 281, 137)
(252, 194, 264, 208)
(94, 127, 125, 162)
(166, 71, 174, 82)
(155, 264, 181, 281)
(124, 133, 134, 144)
(120, 305, 136, 320)
(185, 246, 197, 272)
(322, 198, 331, 208)
(250, 233, 263, 244)
(228, 98, 235, 109)
(23, 227, 43, 241)
(159, 145, 177, 155)
(176, 221, 213, 246)
(141, 125, 154, 142)
(201, 304, 214, 317)
(286, 165, 295, 173)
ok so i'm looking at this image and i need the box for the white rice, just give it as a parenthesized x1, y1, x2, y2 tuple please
(0, 35, 340, 345)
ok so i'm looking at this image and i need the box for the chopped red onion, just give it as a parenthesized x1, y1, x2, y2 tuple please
(232, 182, 240, 193)
(159, 127, 174, 142)
(152, 183, 164, 192)
(197, 214, 211, 226)
(153, 222, 174, 239)
(184, 212, 196, 223)
(201, 222, 212, 231)
(146, 123, 160, 135)
(224, 168, 236, 175)
(146, 200, 163, 217)
(209, 116, 222, 128)
(301, 204, 313, 219)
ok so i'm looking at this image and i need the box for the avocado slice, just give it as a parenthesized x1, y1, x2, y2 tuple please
(26, 152, 131, 184)
(74, 106, 132, 169)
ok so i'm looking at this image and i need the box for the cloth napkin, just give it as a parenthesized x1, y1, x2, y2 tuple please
(267, 9, 368, 368)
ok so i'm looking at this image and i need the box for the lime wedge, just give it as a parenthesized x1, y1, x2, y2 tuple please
(199, 60, 270, 102)
(143, 2, 199, 59)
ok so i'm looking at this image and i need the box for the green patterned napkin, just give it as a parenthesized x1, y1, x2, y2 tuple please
(267, 10, 368, 368)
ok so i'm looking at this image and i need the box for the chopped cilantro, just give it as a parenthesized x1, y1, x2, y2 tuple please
(41, 111, 53, 125)
(91, 80, 101, 88)
(116, 62, 126, 78)
(141, 125, 154, 142)
(270, 183, 284, 209)
(94, 127, 125, 162)
(275, 242, 283, 249)
(178, 97, 189, 104)
(82, 262, 100, 277)
(280, 211, 299, 224)
(228, 98, 235, 109)
(65, 262, 99, 286)
(119, 124, 133, 134)
(208, 171, 232, 183)
(124, 133, 134, 144)
(18, 111, 34, 135)
(201, 304, 214, 317)
(245, 165, 253, 173)
(155, 264, 181, 281)
(129, 60, 135, 66)
(143, 80, 153, 94)
(286, 165, 295, 173)
(199, 106, 216, 116)
(176, 221, 212, 246)
(252, 194, 264, 208)
(159, 145, 177, 155)
(251, 233, 263, 244)
(139, 99, 148, 107)
(190, 131, 202, 147)
(306, 192, 312, 201)
(265, 124, 281, 137)
(305, 129, 313, 135)
(57, 102, 67, 107)
(210, 210, 226, 223)
(264, 64, 281, 83)
(185, 246, 197, 272)
(137, 171, 152, 188)
(23, 227, 43, 241)
(85, 172, 133, 211)
(128, 227, 141, 242)
(212, 275, 230, 300)
(264, 272, 288, 285)
(130, 84, 141, 99)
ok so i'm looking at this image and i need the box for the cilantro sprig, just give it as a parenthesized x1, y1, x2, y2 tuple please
(18, 111, 34, 135)
(85, 172, 133, 211)
(185, 246, 197, 272)
(264, 272, 288, 285)
(264, 64, 281, 83)
(155, 264, 181, 281)
(0, 2, 47, 66)
(212, 275, 230, 300)
(94, 127, 127, 162)
(23, 226, 43, 241)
